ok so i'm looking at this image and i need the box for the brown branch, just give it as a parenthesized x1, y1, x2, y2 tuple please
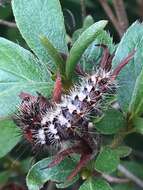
(102, 173, 129, 184)
(137, 0, 143, 20)
(80, 0, 86, 21)
(97, 0, 123, 37)
(118, 164, 143, 188)
(113, 0, 129, 35)
(0, 19, 17, 28)
(95, 163, 143, 188)
(93, 170, 129, 184)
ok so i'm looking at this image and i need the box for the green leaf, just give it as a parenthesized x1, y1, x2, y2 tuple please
(80, 30, 115, 72)
(95, 147, 120, 174)
(0, 4, 12, 19)
(0, 38, 53, 116)
(66, 20, 108, 79)
(133, 117, 143, 134)
(0, 119, 21, 158)
(72, 17, 115, 73)
(79, 178, 112, 190)
(56, 176, 79, 188)
(72, 15, 94, 43)
(112, 21, 143, 112)
(26, 157, 78, 190)
(129, 67, 143, 117)
(115, 146, 132, 158)
(40, 36, 65, 74)
(83, 15, 94, 28)
(12, 0, 68, 68)
(95, 109, 125, 134)
(21, 157, 34, 173)
(114, 183, 138, 190)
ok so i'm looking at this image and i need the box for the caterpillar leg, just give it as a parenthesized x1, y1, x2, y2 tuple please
(46, 138, 94, 181)
(67, 153, 92, 181)
(47, 146, 82, 168)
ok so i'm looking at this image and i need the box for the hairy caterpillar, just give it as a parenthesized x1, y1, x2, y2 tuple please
(14, 45, 135, 180)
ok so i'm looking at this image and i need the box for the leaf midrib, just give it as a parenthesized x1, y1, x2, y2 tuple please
(0, 67, 33, 81)
(0, 81, 52, 97)
(0, 45, 42, 81)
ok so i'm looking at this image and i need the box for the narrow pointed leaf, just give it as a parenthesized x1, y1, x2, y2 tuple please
(72, 15, 94, 43)
(40, 36, 65, 74)
(66, 20, 108, 79)
(80, 30, 115, 72)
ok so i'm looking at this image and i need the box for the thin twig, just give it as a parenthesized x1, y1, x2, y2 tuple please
(0, 19, 17, 28)
(118, 164, 143, 188)
(80, 0, 86, 22)
(113, 0, 129, 35)
(97, 0, 122, 37)
(102, 173, 129, 184)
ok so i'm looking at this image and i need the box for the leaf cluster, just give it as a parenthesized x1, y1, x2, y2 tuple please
(0, 0, 143, 190)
